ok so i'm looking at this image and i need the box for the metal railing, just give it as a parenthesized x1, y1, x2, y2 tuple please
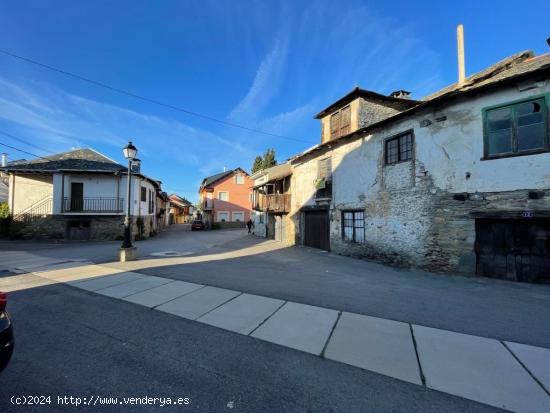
(254, 193, 291, 213)
(13, 196, 53, 223)
(62, 197, 123, 213)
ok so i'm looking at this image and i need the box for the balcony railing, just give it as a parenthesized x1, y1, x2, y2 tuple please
(254, 193, 291, 213)
(202, 199, 213, 210)
(62, 197, 123, 213)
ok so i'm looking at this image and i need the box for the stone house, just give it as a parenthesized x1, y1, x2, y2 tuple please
(2, 148, 164, 240)
(251, 163, 292, 241)
(289, 50, 550, 283)
(199, 168, 252, 228)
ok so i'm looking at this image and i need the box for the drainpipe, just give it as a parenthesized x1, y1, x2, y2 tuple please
(457, 24, 466, 85)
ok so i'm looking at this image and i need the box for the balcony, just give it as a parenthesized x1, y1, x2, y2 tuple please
(202, 199, 213, 210)
(62, 197, 123, 213)
(254, 193, 291, 213)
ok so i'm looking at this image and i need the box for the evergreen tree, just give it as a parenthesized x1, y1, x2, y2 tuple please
(251, 156, 263, 174)
(251, 149, 277, 173)
(262, 148, 277, 169)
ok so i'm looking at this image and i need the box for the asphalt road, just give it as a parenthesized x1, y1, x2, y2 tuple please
(0, 282, 500, 412)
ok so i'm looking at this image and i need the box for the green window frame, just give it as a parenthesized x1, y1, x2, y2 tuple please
(483, 95, 549, 159)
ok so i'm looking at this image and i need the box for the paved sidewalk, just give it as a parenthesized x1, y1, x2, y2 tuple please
(1, 253, 549, 413)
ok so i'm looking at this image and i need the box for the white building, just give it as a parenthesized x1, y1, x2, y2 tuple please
(2, 148, 163, 240)
(289, 50, 550, 282)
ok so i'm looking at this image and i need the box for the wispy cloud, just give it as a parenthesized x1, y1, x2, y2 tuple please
(228, 33, 289, 122)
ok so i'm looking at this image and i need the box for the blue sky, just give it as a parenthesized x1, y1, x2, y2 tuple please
(0, 0, 549, 202)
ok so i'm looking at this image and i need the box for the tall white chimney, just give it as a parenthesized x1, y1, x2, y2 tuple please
(457, 24, 466, 85)
(0, 153, 7, 167)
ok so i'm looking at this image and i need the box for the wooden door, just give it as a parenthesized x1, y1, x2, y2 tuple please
(304, 210, 330, 251)
(71, 182, 83, 211)
(475, 219, 550, 283)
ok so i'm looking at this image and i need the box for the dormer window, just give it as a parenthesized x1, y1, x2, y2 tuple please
(330, 105, 351, 139)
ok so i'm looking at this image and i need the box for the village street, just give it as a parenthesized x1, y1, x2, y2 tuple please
(0, 226, 549, 412)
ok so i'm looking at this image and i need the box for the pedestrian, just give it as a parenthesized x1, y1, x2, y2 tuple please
(246, 218, 254, 234)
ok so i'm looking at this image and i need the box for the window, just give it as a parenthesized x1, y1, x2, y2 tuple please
(259, 213, 264, 224)
(342, 211, 365, 243)
(329, 105, 352, 139)
(385, 131, 414, 165)
(140, 187, 147, 202)
(148, 190, 154, 214)
(232, 211, 244, 222)
(218, 191, 229, 201)
(484, 98, 547, 157)
(217, 211, 229, 222)
(316, 157, 332, 199)
(235, 174, 245, 184)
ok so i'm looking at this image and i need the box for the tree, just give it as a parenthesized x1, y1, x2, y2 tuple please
(251, 156, 263, 174)
(251, 149, 277, 173)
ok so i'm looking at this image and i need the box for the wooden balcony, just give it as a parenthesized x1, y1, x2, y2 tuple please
(254, 193, 291, 213)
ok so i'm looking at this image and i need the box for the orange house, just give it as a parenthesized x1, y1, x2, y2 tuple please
(199, 168, 252, 226)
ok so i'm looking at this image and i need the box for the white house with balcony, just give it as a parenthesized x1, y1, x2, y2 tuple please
(2, 148, 162, 240)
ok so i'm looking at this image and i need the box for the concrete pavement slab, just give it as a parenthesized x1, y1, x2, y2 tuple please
(155, 286, 240, 320)
(123, 280, 204, 308)
(70, 272, 146, 291)
(197, 293, 284, 335)
(251, 302, 339, 355)
(413, 325, 550, 413)
(506, 341, 550, 393)
(42, 265, 125, 283)
(324, 312, 422, 385)
(96, 275, 172, 299)
(0, 273, 56, 292)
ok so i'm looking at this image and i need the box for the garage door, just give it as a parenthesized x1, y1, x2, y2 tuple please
(475, 219, 550, 283)
(304, 210, 330, 251)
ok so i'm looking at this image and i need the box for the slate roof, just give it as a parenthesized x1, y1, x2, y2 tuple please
(1, 148, 125, 173)
(199, 167, 248, 190)
(293, 50, 550, 162)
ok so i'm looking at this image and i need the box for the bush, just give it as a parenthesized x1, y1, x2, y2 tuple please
(0, 202, 11, 238)
(211, 222, 221, 230)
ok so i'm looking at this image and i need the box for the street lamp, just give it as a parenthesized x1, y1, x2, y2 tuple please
(120, 141, 137, 260)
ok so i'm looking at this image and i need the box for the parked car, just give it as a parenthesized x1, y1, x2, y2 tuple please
(191, 220, 205, 231)
(0, 292, 14, 373)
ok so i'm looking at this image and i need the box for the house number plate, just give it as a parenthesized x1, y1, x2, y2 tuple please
(521, 210, 534, 218)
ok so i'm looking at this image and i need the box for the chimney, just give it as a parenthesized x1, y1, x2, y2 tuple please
(457, 24, 466, 85)
(390, 90, 411, 99)
(0, 153, 7, 167)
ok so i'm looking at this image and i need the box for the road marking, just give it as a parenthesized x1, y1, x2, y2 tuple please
(123, 280, 204, 308)
(95, 275, 172, 299)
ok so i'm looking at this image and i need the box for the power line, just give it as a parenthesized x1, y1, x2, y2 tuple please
(0, 140, 48, 160)
(0, 129, 55, 155)
(0, 48, 315, 144)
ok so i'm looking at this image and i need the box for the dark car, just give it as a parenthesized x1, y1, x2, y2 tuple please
(191, 220, 205, 231)
(0, 292, 14, 373)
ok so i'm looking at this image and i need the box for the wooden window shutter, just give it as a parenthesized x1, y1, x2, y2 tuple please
(330, 111, 341, 139)
(340, 105, 351, 136)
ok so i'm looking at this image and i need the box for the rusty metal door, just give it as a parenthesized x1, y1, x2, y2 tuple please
(304, 210, 330, 251)
(475, 219, 550, 283)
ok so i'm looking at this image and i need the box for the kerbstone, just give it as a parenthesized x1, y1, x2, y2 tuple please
(413, 325, 550, 413)
(506, 341, 550, 392)
(123, 280, 204, 308)
(96, 275, 172, 298)
(155, 286, 240, 320)
(251, 302, 338, 355)
(324, 312, 421, 384)
(197, 293, 284, 334)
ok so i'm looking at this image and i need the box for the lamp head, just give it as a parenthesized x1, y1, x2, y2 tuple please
(123, 141, 137, 160)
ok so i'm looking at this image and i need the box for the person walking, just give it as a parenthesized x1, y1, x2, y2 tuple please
(246, 218, 254, 234)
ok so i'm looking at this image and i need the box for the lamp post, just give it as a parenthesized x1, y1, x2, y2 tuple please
(120, 141, 137, 259)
